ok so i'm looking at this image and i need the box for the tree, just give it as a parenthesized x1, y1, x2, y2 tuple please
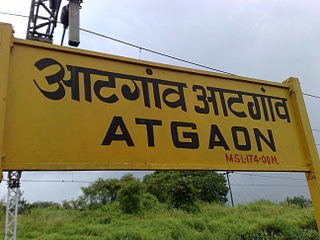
(117, 174, 144, 213)
(143, 171, 176, 203)
(179, 171, 229, 203)
(143, 171, 229, 207)
(81, 178, 121, 206)
(167, 176, 198, 212)
(73, 171, 228, 213)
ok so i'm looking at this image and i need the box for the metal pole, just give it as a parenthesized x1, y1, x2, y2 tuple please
(68, 0, 81, 46)
(4, 171, 22, 240)
(226, 171, 234, 207)
(61, 27, 66, 46)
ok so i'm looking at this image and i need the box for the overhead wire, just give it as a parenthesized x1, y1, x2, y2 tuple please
(4, 9, 320, 92)
(0, 9, 320, 92)
(0, 173, 307, 188)
(224, 173, 307, 206)
(0, 11, 236, 75)
(232, 184, 307, 187)
(79, 27, 236, 75)
(303, 93, 320, 100)
(4, 9, 320, 90)
(1, 179, 93, 184)
(233, 172, 306, 181)
(0, 11, 29, 19)
(229, 174, 256, 202)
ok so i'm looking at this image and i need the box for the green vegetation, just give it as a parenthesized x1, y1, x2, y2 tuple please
(286, 196, 312, 208)
(143, 171, 229, 208)
(9, 200, 318, 240)
(70, 171, 228, 213)
(1, 173, 317, 239)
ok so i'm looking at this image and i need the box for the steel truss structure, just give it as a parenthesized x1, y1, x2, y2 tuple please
(26, 0, 61, 43)
(4, 171, 22, 240)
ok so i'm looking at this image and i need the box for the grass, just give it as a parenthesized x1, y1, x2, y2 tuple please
(0, 200, 318, 240)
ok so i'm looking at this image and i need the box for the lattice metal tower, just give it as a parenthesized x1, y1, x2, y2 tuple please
(26, 0, 62, 43)
(26, 0, 82, 45)
(4, 171, 22, 240)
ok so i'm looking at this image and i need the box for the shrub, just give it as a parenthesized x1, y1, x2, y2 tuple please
(276, 229, 319, 240)
(239, 229, 269, 240)
(117, 175, 143, 214)
(81, 178, 122, 205)
(107, 230, 143, 240)
(140, 193, 159, 211)
(143, 171, 228, 204)
(286, 196, 312, 208)
(167, 177, 199, 212)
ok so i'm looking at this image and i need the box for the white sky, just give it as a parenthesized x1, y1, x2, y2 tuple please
(0, 0, 319, 205)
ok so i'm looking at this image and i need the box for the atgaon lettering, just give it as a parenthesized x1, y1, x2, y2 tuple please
(33, 57, 292, 153)
(101, 116, 276, 152)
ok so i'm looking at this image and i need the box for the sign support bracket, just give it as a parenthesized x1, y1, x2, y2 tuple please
(0, 23, 14, 181)
(285, 77, 320, 231)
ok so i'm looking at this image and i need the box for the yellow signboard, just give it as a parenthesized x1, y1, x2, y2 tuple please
(1, 22, 320, 232)
(0, 24, 314, 173)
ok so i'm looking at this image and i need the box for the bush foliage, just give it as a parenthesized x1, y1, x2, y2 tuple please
(11, 200, 318, 240)
(286, 196, 312, 208)
(143, 171, 228, 205)
(70, 171, 228, 213)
